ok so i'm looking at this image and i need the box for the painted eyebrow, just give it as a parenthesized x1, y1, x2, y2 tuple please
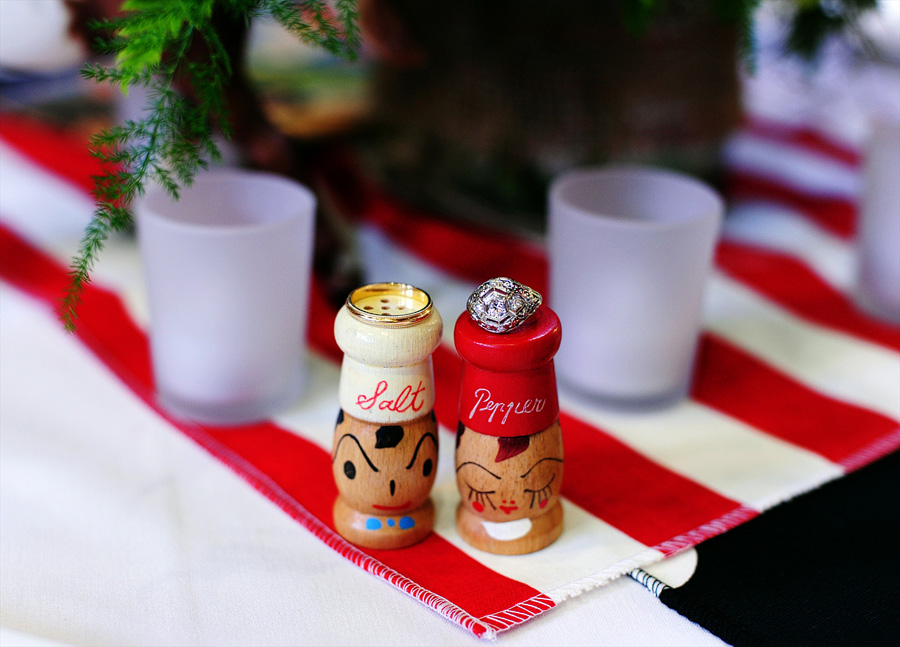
(405, 432, 438, 469)
(332, 433, 379, 472)
(520, 457, 564, 478)
(455, 461, 501, 479)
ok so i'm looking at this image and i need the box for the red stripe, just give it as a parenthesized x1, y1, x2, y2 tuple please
(0, 222, 547, 631)
(316, 151, 548, 296)
(0, 223, 155, 398)
(203, 423, 542, 621)
(0, 113, 103, 195)
(479, 595, 557, 632)
(306, 276, 344, 364)
(716, 239, 900, 352)
(727, 172, 856, 239)
(364, 191, 548, 296)
(692, 334, 900, 463)
(744, 118, 860, 167)
(432, 346, 465, 432)
(654, 505, 759, 556)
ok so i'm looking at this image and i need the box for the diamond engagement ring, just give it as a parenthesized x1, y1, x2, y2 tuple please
(466, 277, 543, 333)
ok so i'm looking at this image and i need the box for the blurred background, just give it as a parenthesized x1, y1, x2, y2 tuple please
(2, 0, 898, 237)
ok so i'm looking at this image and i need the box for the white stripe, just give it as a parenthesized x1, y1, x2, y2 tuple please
(0, 142, 151, 326)
(723, 203, 856, 294)
(560, 393, 842, 511)
(723, 132, 859, 198)
(0, 141, 94, 246)
(640, 548, 698, 588)
(706, 272, 900, 421)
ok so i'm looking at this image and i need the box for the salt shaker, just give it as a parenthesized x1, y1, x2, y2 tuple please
(332, 283, 442, 549)
(455, 277, 564, 554)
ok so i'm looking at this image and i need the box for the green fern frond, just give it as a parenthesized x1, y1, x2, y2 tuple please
(62, 0, 360, 331)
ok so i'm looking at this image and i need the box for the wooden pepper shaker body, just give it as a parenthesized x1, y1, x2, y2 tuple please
(332, 283, 442, 550)
(455, 278, 564, 555)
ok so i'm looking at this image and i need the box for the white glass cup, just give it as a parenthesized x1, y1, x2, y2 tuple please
(548, 166, 724, 408)
(137, 169, 316, 425)
(856, 122, 900, 324)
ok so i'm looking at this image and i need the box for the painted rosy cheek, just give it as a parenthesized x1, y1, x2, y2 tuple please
(472, 501, 484, 513)
(539, 498, 549, 509)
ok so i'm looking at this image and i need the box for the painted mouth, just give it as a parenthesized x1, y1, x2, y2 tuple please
(372, 501, 412, 511)
(499, 505, 519, 515)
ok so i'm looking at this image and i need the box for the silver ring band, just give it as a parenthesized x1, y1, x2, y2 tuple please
(466, 277, 542, 334)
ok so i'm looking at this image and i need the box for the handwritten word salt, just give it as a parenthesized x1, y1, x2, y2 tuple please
(357, 380, 427, 414)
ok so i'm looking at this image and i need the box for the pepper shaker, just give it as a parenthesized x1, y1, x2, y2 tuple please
(332, 283, 442, 549)
(455, 277, 564, 554)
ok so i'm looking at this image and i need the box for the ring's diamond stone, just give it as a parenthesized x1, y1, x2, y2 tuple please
(486, 299, 507, 320)
(466, 277, 543, 333)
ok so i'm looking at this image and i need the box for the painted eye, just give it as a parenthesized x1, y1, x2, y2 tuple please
(465, 483, 496, 513)
(343, 460, 356, 479)
(524, 474, 555, 509)
(422, 458, 433, 478)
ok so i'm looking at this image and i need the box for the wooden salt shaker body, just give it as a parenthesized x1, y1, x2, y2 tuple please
(332, 285, 442, 549)
(454, 306, 565, 555)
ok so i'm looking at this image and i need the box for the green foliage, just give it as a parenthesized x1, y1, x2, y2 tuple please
(62, 0, 359, 331)
(260, 0, 360, 57)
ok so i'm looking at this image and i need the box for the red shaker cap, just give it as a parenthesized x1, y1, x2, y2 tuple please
(455, 305, 561, 437)
(454, 306, 562, 373)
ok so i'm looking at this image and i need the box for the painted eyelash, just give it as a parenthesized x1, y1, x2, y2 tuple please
(524, 474, 555, 509)
(466, 483, 496, 510)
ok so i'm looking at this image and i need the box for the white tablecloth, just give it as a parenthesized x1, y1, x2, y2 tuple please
(0, 281, 722, 646)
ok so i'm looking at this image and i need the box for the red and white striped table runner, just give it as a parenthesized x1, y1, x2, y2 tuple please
(1, 114, 897, 638)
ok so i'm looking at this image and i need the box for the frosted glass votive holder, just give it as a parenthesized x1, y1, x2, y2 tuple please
(856, 123, 900, 324)
(548, 166, 724, 408)
(137, 169, 316, 425)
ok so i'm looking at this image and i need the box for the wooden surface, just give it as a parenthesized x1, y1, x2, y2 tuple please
(455, 421, 565, 554)
(334, 294, 443, 368)
(334, 495, 435, 550)
(332, 409, 439, 549)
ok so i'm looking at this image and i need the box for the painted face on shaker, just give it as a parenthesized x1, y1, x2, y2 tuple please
(332, 409, 439, 514)
(455, 420, 564, 523)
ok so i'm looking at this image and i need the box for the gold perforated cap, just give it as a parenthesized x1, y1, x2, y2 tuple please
(346, 283, 434, 327)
